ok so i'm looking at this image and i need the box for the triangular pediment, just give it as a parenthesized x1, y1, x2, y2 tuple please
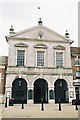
(14, 42, 28, 47)
(6, 25, 73, 44)
(53, 45, 65, 50)
(34, 43, 47, 49)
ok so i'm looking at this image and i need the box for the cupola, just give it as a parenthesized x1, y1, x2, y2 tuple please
(9, 25, 15, 34)
(65, 30, 69, 38)
(38, 18, 43, 25)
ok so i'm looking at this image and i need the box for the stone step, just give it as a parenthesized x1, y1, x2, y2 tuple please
(1, 118, 79, 120)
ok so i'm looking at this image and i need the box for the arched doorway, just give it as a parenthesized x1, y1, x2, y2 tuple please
(12, 78, 27, 104)
(34, 78, 48, 103)
(54, 79, 68, 103)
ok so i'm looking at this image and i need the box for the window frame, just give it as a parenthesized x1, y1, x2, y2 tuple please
(76, 71, 80, 79)
(36, 50, 45, 67)
(17, 50, 25, 66)
(55, 51, 64, 68)
(16, 49, 26, 66)
(75, 58, 80, 66)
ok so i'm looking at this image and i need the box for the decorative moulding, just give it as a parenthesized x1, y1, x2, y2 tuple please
(34, 43, 47, 49)
(53, 45, 65, 50)
(14, 43, 28, 48)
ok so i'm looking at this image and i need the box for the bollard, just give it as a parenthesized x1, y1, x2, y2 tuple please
(75, 100, 78, 110)
(59, 99, 61, 111)
(75, 104, 78, 110)
(21, 98, 24, 109)
(5, 97, 7, 108)
(41, 98, 44, 111)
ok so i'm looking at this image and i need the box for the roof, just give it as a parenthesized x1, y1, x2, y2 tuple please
(70, 47, 80, 56)
(5, 24, 73, 44)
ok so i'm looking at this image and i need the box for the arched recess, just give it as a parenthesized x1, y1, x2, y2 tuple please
(54, 79, 69, 103)
(12, 78, 27, 104)
(34, 78, 48, 103)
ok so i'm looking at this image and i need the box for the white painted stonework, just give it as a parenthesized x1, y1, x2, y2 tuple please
(5, 23, 74, 103)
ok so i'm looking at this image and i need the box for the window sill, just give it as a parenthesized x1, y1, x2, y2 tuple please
(56, 66, 64, 68)
(16, 65, 25, 67)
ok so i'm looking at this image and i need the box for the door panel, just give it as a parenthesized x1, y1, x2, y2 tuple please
(54, 79, 69, 103)
(12, 78, 27, 104)
(34, 79, 48, 103)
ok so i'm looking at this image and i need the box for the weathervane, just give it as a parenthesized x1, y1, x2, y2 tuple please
(38, 6, 43, 25)
(38, 6, 40, 10)
(38, 6, 40, 18)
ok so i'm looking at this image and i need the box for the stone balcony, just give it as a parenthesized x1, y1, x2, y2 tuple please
(6, 66, 73, 76)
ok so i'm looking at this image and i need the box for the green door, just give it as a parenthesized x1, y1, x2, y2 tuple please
(12, 78, 27, 104)
(34, 79, 48, 103)
(54, 79, 68, 103)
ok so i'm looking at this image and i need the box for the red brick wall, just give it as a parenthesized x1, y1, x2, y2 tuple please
(0, 67, 6, 94)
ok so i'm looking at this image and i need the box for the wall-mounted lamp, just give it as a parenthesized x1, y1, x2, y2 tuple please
(19, 81, 22, 86)
(60, 81, 62, 87)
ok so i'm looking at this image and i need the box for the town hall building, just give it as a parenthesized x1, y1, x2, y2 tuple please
(5, 19, 75, 104)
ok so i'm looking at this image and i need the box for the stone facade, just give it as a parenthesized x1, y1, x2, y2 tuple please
(5, 21, 74, 104)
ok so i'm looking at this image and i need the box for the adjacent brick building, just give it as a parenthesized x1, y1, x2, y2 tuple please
(71, 47, 80, 99)
(0, 56, 8, 103)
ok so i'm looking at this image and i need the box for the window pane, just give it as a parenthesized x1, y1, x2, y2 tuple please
(56, 52, 63, 67)
(76, 71, 80, 78)
(75, 58, 80, 65)
(28, 90, 33, 99)
(37, 51, 44, 67)
(49, 90, 54, 99)
(17, 50, 25, 66)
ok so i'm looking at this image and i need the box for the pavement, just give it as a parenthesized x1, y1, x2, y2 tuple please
(0, 103, 80, 119)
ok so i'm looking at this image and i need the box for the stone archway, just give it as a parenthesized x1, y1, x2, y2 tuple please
(34, 78, 48, 103)
(12, 78, 27, 104)
(54, 79, 69, 103)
